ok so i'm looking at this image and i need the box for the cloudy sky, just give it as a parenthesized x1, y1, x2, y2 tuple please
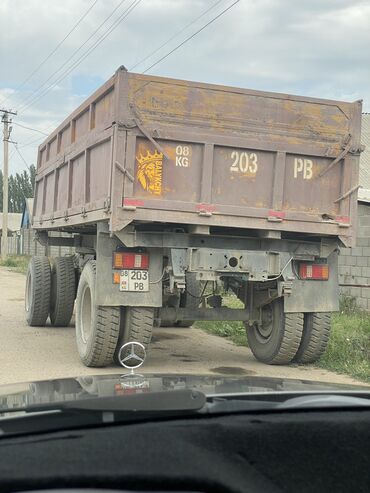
(1, 0, 370, 173)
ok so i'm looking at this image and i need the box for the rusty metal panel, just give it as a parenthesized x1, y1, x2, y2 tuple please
(33, 179, 43, 218)
(133, 138, 202, 202)
(283, 154, 342, 215)
(127, 73, 357, 156)
(73, 109, 89, 142)
(212, 146, 274, 208)
(59, 124, 71, 151)
(39, 147, 47, 168)
(93, 88, 114, 129)
(48, 136, 58, 160)
(88, 139, 112, 203)
(70, 154, 85, 208)
(43, 172, 55, 214)
(56, 163, 69, 212)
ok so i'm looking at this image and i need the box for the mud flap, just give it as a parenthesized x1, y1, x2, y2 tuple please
(95, 224, 162, 307)
(284, 252, 339, 313)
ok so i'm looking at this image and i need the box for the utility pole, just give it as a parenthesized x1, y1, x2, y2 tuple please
(1, 108, 17, 260)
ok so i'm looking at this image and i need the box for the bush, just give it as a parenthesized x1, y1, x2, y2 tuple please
(318, 310, 370, 383)
(0, 255, 30, 274)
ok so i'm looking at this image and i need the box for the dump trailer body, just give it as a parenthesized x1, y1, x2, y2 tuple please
(33, 68, 362, 246)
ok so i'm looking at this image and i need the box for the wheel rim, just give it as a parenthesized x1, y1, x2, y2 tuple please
(80, 285, 92, 344)
(254, 305, 274, 343)
(25, 271, 32, 313)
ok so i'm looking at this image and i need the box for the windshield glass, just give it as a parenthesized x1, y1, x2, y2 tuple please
(0, 0, 369, 407)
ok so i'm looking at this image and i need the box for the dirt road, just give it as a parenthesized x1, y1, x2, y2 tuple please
(0, 266, 364, 386)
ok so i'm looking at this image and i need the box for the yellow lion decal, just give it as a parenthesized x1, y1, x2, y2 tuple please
(136, 150, 163, 196)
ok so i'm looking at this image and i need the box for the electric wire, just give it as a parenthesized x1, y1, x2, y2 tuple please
(18, 136, 46, 149)
(17, 0, 128, 110)
(142, 0, 240, 74)
(12, 143, 31, 171)
(13, 122, 49, 136)
(264, 257, 294, 282)
(130, 0, 225, 71)
(18, 0, 141, 113)
(150, 268, 168, 284)
(0, 0, 98, 107)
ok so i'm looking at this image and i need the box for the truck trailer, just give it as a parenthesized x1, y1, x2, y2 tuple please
(25, 66, 363, 367)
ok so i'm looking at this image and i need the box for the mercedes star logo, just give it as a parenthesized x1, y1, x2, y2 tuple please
(118, 341, 146, 371)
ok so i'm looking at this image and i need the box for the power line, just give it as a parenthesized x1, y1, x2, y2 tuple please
(12, 143, 31, 171)
(0, 0, 98, 107)
(130, 0, 225, 71)
(143, 0, 240, 74)
(19, 0, 142, 114)
(13, 122, 49, 136)
(18, 136, 45, 149)
(17, 0, 131, 112)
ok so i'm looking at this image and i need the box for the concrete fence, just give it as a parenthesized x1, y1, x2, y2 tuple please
(339, 203, 370, 310)
(0, 229, 74, 257)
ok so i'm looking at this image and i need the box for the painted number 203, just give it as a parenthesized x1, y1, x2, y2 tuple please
(230, 151, 258, 174)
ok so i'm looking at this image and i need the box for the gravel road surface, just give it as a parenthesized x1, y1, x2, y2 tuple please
(0, 266, 364, 386)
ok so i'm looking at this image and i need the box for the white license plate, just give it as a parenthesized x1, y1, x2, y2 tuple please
(119, 270, 149, 292)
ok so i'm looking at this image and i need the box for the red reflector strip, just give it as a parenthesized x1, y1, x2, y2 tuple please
(196, 203, 216, 213)
(123, 198, 144, 207)
(113, 252, 149, 270)
(335, 216, 350, 225)
(299, 263, 329, 280)
(268, 210, 285, 219)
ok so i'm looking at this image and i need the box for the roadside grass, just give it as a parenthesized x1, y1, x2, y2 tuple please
(196, 294, 370, 384)
(0, 255, 30, 274)
(318, 301, 370, 383)
(195, 294, 247, 346)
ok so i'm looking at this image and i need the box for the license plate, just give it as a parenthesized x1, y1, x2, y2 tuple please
(119, 270, 149, 292)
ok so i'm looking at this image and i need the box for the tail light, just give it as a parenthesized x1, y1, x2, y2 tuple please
(113, 252, 149, 270)
(299, 263, 329, 280)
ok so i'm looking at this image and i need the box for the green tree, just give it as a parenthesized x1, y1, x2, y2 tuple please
(0, 165, 36, 213)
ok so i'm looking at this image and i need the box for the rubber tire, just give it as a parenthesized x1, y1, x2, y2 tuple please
(75, 260, 120, 367)
(293, 313, 331, 364)
(176, 273, 200, 327)
(50, 256, 76, 327)
(246, 299, 304, 365)
(25, 256, 51, 327)
(114, 307, 154, 363)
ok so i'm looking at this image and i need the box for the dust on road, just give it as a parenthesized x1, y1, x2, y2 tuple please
(0, 266, 364, 386)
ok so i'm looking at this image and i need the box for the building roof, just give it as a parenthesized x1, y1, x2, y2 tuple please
(0, 213, 22, 233)
(359, 113, 370, 192)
